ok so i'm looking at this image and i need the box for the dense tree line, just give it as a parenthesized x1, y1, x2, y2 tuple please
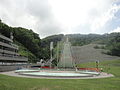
(68, 33, 120, 57)
(0, 19, 63, 62)
(67, 34, 104, 46)
(106, 33, 120, 56)
(0, 20, 41, 62)
(40, 34, 64, 60)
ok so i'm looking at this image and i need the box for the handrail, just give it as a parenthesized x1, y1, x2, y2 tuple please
(0, 49, 19, 55)
(0, 42, 18, 50)
(0, 53, 27, 58)
(0, 55, 28, 61)
(0, 34, 13, 42)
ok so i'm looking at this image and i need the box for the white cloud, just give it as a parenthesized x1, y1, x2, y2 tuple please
(110, 27, 120, 33)
(0, 0, 37, 29)
(49, 0, 119, 34)
(91, 4, 120, 32)
(0, 0, 61, 38)
(0, 0, 120, 37)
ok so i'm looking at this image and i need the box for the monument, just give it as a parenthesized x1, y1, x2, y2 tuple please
(58, 37, 75, 68)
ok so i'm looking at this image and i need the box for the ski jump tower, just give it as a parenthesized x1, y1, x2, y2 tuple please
(58, 37, 75, 68)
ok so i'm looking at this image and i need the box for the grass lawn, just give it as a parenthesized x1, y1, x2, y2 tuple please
(0, 60, 120, 90)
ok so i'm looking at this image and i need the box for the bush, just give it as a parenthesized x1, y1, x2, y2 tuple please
(94, 45, 100, 49)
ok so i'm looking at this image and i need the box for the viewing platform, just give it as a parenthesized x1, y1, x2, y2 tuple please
(0, 34, 28, 63)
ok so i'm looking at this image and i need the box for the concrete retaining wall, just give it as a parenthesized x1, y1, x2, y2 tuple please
(0, 65, 27, 72)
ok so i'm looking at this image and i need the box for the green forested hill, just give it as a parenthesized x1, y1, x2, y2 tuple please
(68, 33, 120, 56)
(0, 19, 63, 62)
(41, 34, 64, 60)
(0, 20, 41, 62)
(0, 19, 119, 63)
(67, 34, 103, 46)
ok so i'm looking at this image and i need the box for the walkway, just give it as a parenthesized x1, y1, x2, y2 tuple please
(0, 71, 114, 79)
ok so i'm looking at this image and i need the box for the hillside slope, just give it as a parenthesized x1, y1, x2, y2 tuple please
(72, 44, 120, 64)
(68, 33, 120, 57)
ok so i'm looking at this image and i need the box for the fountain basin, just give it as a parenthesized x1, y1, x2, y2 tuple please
(77, 71, 100, 75)
(15, 68, 101, 78)
(15, 69, 40, 73)
(20, 71, 93, 78)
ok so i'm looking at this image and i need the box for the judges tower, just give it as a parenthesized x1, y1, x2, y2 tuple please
(58, 37, 75, 68)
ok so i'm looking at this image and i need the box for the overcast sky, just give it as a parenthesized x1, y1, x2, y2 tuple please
(0, 0, 120, 38)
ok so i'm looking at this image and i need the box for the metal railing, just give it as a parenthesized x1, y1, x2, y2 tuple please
(0, 34, 13, 42)
(0, 54, 28, 62)
(0, 41, 18, 50)
(0, 49, 19, 55)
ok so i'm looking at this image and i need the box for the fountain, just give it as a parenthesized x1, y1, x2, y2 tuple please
(15, 37, 100, 78)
